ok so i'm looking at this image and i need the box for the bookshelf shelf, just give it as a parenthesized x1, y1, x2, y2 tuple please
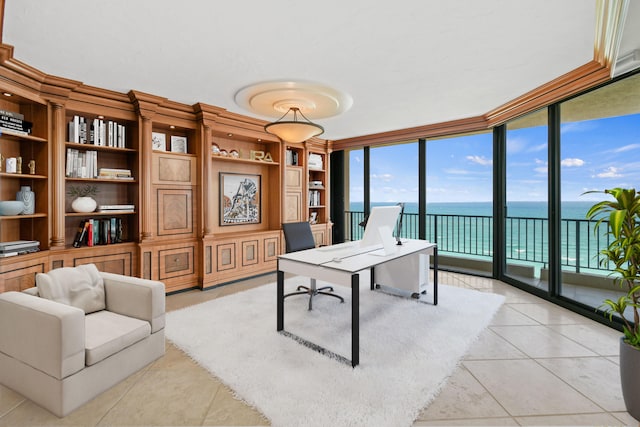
(0, 132, 46, 143)
(65, 142, 136, 153)
(0, 172, 47, 179)
(66, 177, 137, 184)
(211, 155, 279, 166)
(0, 213, 47, 220)
(65, 211, 136, 217)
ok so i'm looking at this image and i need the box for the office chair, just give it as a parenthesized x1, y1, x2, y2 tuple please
(282, 221, 344, 310)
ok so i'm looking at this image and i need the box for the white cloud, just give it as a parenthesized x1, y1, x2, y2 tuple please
(444, 168, 471, 175)
(613, 144, 640, 153)
(561, 158, 585, 167)
(507, 137, 527, 154)
(466, 155, 492, 166)
(371, 173, 393, 182)
(595, 166, 622, 178)
(561, 121, 596, 133)
(527, 143, 547, 152)
(534, 166, 548, 174)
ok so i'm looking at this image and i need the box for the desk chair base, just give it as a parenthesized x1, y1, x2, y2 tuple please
(284, 280, 344, 311)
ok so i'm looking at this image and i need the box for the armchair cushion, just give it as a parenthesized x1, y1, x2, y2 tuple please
(36, 264, 105, 314)
(84, 311, 151, 366)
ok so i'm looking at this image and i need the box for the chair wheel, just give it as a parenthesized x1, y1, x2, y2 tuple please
(411, 293, 420, 299)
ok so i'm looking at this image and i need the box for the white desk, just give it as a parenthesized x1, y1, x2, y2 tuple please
(276, 239, 438, 367)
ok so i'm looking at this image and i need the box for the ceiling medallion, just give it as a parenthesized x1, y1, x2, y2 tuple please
(235, 80, 352, 143)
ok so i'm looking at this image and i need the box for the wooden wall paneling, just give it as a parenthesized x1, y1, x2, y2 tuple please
(263, 236, 278, 263)
(241, 239, 259, 267)
(216, 242, 236, 272)
(158, 245, 195, 280)
(152, 152, 196, 184)
(156, 188, 194, 237)
(310, 223, 328, 247)
(284, 192, 302, 222)
(0, 253, 47, 292)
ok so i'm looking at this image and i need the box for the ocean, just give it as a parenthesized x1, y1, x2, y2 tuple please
(348, 201, 595, 220)
(346, 200, 609, 273)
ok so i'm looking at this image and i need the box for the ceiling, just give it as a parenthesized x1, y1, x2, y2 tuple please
(2, 0, 639, 141)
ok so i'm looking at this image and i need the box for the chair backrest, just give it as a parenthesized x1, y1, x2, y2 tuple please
(282, 222, 316, 253)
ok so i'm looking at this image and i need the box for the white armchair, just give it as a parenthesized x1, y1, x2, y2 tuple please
(0, 265, 165, 417)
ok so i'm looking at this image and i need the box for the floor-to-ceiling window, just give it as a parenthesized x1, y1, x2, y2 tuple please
(369, 142, 419, 238)
(346, 148, 365, 240)
(504, 108, 549, 290)
(559, 72, 640, 311)
(426, 131, 493, 268)
(339, 71, 640, 327)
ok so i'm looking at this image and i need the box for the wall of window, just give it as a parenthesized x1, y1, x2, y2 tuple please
(338, 70, 639, 328)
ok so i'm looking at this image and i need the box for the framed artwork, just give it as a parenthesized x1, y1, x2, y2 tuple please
(170, 135, 188, 153)
(151, 132, 166, 151)
(220, 172, 261, 226)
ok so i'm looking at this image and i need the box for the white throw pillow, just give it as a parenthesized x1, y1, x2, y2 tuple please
(36, 263, 105, 314)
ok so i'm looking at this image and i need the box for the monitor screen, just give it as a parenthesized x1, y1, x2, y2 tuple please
(360, 205, 401, 249)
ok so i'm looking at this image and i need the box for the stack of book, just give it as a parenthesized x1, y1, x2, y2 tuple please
(98, 168, 133, 180)
(98, 204, 134, 213)
(66, 148, 98, 178)
(0, 109, 33, 136)
(72, 218, 123, 248)
(68, 115, 126, 148)
(0, 240, 39, 257)
(309, 190, 321, 206)
(285, 149, 299, 166)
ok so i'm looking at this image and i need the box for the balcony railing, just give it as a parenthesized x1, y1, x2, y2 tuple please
(345, 211, 612, 273)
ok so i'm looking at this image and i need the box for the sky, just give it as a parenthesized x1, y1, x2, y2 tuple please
(349, 112, 640, 204)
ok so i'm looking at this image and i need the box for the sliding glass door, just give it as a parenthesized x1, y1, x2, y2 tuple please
(504, 109, 549, 290)
(559, 73, 640, 310)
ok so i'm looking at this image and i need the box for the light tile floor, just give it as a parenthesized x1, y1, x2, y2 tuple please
(0, 271, 637, 426)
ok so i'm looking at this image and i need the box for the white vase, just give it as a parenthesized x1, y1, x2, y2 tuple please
(16, 186, 35, 214)
(71, 196, 97, 213)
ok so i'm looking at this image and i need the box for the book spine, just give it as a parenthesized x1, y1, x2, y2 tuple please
(87, 219, 94, 247)
(0, 109, 25, 120)
(72, 220, 88, 248)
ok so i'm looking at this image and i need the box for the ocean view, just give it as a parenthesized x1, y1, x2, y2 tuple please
(346, 200, 610, 274)
(348, 201, 596, 220)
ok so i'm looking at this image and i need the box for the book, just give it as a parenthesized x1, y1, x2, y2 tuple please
(0, 252, 19, 258)
(100, 218, 110, 245)
(87, 219, 94, 247)
(0, 109, 24, 120)
(98, 204, 135, 210)
(72, 220, 88, 248)
(0, 128, 29, 137)
(0, 117, 32, 132)
(98, 167, 133, 180)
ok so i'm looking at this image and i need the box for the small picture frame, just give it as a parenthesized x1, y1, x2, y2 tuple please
(151, 132, 166, 151)
(170, 136, 188, 153)
(220, 172, 261, 226)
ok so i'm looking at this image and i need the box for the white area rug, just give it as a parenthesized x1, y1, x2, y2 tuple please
(165, 280, 504, 427)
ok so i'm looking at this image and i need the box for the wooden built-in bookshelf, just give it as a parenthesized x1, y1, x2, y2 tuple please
(0, 41, 331, 294)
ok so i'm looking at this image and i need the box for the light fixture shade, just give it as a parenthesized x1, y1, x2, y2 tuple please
(264, 107, 324, 143)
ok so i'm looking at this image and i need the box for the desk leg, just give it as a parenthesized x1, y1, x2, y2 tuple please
(277, 267, 284, 331)
(352, 273, 359, 368)
(370, 266, 375, 291)
(433, 247, 438, 306)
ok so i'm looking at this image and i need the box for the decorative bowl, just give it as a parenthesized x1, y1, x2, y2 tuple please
(0, 200, 25, 216)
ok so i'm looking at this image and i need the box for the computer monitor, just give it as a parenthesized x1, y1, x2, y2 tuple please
(360, 205, 402, 253)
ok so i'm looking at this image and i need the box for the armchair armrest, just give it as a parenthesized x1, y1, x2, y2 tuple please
(0, 292, 85, 380)
(100, 272, 165, 333)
